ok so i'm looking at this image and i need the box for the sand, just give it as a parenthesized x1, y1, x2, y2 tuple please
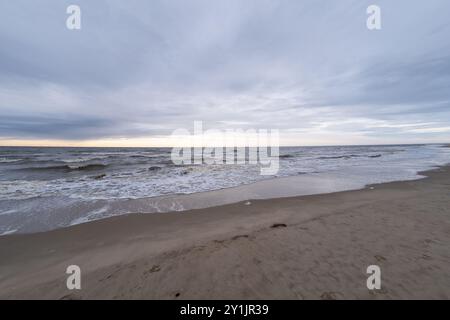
(1, 166, 450, 299)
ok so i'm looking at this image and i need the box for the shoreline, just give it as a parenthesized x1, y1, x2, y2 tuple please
(3, 160, 447, 235)
(1, 143, 449, 235)
(1, 165, 450, 299)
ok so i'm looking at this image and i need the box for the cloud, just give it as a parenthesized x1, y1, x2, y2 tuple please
(0, 0, 450, 145)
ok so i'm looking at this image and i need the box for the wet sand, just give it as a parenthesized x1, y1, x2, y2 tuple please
(1, 165, 450, 299)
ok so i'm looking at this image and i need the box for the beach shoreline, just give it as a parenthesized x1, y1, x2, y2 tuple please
(2, 144, 450, 235)
(1, 165, 450, 299)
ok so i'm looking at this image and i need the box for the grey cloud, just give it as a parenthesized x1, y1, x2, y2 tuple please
(0, 0, 450, 143)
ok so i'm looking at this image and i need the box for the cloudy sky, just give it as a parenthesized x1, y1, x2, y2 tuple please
(0, 0, 449, 146)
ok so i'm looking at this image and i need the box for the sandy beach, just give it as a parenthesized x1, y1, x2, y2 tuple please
(1, 165, 450, 299)
(2, 0, 450, 305)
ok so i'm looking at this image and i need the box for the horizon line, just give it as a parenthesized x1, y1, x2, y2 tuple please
(0, 142, 448, 148)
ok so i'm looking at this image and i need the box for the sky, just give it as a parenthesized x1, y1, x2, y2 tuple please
(0, 0, 450, 147)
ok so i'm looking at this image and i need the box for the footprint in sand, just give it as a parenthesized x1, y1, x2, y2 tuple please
(320, 291, 343, 300)
(369, 287, 388, 295)
(144, 265, 161, 276)
(271, 223, 287, 228)
(232, 234, 249, 240)
(59, 293, 82, 300)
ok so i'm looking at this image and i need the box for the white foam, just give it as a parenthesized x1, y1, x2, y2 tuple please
(69, 206, 110, 226)
(0, 158, 22, 163)
(1, 145, 450, 202)
(0, 229, 17, 236)
(0, 209, 18, 216)
(61, 156, 108, 163)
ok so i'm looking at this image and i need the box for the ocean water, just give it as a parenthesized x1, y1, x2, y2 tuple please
(0, 144, 449, 234)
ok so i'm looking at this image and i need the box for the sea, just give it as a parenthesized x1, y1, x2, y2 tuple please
(1, 144, 449, 235)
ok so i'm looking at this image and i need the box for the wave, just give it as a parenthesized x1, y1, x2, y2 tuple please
(0, 158, 24, 163)
(68, 164, 108, 170)
(20, 164, 108, 172)
(317, 154, 382, 160)
(279, 154, 294, 158)
(317, 155, 355, 160)
(61, 157, 108, 163)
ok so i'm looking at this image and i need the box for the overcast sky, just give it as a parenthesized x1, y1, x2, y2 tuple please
(0, 0, 450, 146)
